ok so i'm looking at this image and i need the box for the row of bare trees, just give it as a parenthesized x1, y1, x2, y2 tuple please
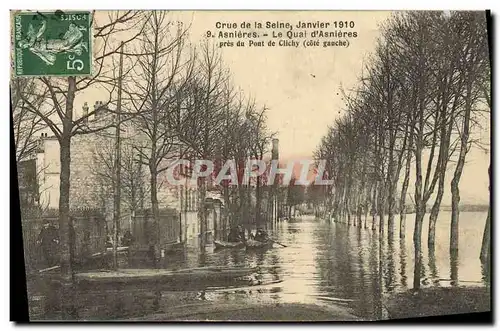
(12, 10, 276, 291)
(98, 12, 277, 245)
(315, 11, 490, 290)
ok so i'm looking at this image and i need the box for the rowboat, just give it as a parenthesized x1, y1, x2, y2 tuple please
(214, 240, 245, 250)
(245, 239, 274, 250)
(75, 265, 258, 289)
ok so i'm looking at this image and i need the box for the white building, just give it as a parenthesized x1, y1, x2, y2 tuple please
(33, 101, 202, 241)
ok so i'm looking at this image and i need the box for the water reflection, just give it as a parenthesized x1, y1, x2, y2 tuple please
(385, 230, 396, 293)
(428, 246, 439, 285)
(399, 237, 408, 288)
(450, 249, 459, 286)
(31, 212, 490, 320)
(481, 260, 491, 285)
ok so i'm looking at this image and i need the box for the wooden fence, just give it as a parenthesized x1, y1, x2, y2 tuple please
(20, 208, 106, 271)
(131, 208, 181, 248)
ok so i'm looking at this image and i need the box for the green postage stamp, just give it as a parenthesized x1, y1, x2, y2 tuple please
(13, 11, 92, 76)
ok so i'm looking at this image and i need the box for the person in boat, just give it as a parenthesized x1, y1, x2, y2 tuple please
(227, 225, 244, 242)
(121, 230, 134, 247)
(105, 235, 113, 248)
(254, 228, 269, 243)
(238, 226, 246, 242)
(36, 220, 59, 267)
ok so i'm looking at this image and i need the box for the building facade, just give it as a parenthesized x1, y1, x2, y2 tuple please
(32, 101, 205, 242)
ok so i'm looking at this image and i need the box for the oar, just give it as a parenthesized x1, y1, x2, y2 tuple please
(38, 265, 60, 273)
(270, 239, 287, 247)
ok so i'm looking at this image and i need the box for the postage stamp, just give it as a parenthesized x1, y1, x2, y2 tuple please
(13, 11, 92, 77)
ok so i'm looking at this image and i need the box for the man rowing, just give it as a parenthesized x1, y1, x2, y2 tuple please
(227, 225, 245, 242)
(254, 228, 270, 243)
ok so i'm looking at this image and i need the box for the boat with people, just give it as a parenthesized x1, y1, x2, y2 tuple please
(245, 228, 276, 250)
(244, 239, 274, 250)
(214, 227, 282, 251)
(214, 225, 247, 250)
(213, 240, 245, 250)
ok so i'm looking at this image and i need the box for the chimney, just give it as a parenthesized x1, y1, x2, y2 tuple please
(93, 101, 99, 119)
(37, 133, 47, 153)
(272, 138, 279, 161)
(82, 102, 89, 124)
(94, 100, 104, 119)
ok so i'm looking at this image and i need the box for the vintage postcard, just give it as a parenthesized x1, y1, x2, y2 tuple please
(11, 10, 491, 322)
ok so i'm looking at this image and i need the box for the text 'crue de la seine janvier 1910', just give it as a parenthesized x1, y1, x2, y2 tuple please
(208, 20, 359, 49)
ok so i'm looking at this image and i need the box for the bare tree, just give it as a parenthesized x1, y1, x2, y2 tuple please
(89, 138, 149, 215)
(314, 11, 489, 292)
(449, 12, 489, 252)
(15, 10, 147, 318)
(180, 41, 229, 245)
(11, 78, 47, 162)
(480, 165, 490, 262)
(125, 11, 193, 256)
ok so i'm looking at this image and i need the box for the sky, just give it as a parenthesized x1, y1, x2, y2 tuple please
(180, 11, 490, 204)
(72, 10, 490, 204)
(183, 11, 392, 160)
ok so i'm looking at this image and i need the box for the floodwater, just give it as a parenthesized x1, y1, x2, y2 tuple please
(30, 212, 491, 320)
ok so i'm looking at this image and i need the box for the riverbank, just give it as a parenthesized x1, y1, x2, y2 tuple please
(125, 302, 362, 321)
(385, 286, 491, 320)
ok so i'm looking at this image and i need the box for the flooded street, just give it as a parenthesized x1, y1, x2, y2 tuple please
(30, 212, 490, 321)
(176, 213, 490, 319)
(121, 212, 489, 320)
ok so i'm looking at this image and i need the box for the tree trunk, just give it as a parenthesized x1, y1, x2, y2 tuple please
(480, 166, 491, 262)
(364, 182, 371, 228)
(413, 204, 425, 291)
(334, 180, 342, 222)
(371, 182, 377, 230)
(450, 82, 472, 252)
(387, 188, 395, 235)
(266, 186, 273, 223)
(399, 165, 410, 238)
(247, 183, 252, 224)
(352, 184, 359, 227)
(364, 207, 368, 229)
(480, 207, 490, 262)
(429, 93, 455, 249)
(357, 204, 362, 227)
(387, 136, 396, 235)
(450, 177, 461, 252)
(377, 185, 385, 234)
(376, 125, 386, 235)
(223, 184, 230, 228)
(346, 190, 352, 226)
(58, 136, 72, 278)
(58, 134, 77, 319)
(400, 127, 414, 239)
(428, 174, 445, 248)
(238, 182, 246, 224)
(58, 76, 77, 320)
(198, 177, 207, 248)
(413, 119, 424, 291)
(255, 173, 261, 226)
(149, 166, 159, 262)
